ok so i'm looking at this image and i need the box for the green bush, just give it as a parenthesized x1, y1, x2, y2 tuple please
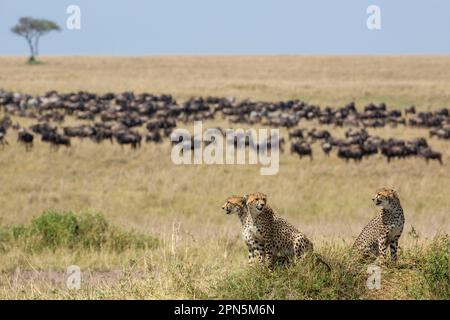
(422, 235, 450, 299)
(0, 211, 159, 253)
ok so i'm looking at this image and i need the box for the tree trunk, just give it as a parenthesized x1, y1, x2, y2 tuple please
(26, 36, 35, 62)
(34, 35, 41, 57)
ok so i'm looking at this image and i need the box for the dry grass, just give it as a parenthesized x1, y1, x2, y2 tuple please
(0, 56, 449, 299)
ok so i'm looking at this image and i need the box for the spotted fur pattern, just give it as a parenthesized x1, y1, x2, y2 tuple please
(353, 188, 405, 264)
(243, 192, 313, 270)
(222, 195, 270, 265)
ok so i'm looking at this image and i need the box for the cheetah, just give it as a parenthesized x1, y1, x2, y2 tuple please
(353, 188, 405, 264)
(222, 195, 261, 264)
(243, 192, 321, 270)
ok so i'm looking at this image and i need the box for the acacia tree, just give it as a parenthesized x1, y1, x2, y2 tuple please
(11, 17, 60, 63)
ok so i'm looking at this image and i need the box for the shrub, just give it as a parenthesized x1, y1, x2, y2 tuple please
(0, 211, 159, 253)
(422, 235, 450, 299)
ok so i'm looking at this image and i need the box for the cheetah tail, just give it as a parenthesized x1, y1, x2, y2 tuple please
(312, 253, 332, 272)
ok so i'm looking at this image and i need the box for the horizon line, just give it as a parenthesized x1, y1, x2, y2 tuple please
(2, 53, 450, 58)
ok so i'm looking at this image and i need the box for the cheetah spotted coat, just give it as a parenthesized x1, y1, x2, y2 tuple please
(353, 188, 404, 264)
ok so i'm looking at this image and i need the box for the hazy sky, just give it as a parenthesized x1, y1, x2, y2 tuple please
(0, 0, 449, 55)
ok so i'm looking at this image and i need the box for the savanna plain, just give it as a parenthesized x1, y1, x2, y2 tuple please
(0, 56, 449, 299)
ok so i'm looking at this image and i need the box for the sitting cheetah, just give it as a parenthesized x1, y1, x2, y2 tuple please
(353, 188, 405, 264)
(223, 193, 330, 270)
(244, 192, 319, 270)
(222, 195, 262, 263)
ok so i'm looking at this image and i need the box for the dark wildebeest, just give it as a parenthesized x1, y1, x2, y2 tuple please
(419, 147, 443, 164)
(290, 140, 313, 160)
(0, 132, 8, 148)
(308, 128, 331, 141)
(288, 128, 304, 140)
(146, 131, 162, 143)
(405, 105, 416, 115)
(41, 131, 71, 149)
(115, 131, 142, 149)
(17, 129, 34, 151)
(337, 145, 363, 162)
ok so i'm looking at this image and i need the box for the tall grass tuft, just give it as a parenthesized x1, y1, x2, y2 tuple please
(421, 235, 450, 299)
(0, 211, 159, 253)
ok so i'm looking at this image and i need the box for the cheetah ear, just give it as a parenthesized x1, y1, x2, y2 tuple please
(242, 194, 248, 202)
(239, 196, 247, 207)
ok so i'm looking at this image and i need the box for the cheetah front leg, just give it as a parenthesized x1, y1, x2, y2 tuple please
(377, 233, 389, 265)
(245, 238, 265, 265)
(248, 243, 264, 264)
(243, 231, 260, 264)
(390, 235, 400, 263)
(264, 240, 275, 271)
(246, 242, 256, 264)
(254, 242, 266, 264)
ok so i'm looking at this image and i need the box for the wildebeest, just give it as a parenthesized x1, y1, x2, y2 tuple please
(115, 130, 142, 149)
(308, 128, 331, 141)
(321, 141, 332, 156)
(17, 128, 34, 151)
(146, 131, 162, 143)
(430, 126, 450, 140)
(63, 125, 95, 139)
(0, 115, 12, 130)
(41, 131, 71, 149)
(92, 122, 114, 143)
(288, 128, 304, 140)
(290, 140, 313, 160)
(0, 132, 8, 147)
(361, 141, 378, 158)
(337, 145, 363, 162)
(419, 147, 443, 164)
(405, 105, 416, 115)
(30, 122, 57, 135)
(146, 118, 176, 131)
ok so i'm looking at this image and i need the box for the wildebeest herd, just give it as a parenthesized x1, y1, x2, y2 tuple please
(0, 89, 448, 164)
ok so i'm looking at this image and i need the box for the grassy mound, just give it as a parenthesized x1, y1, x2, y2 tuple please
(214, 248, 367, 299)
(213, 236, 450, 300)
(0, 211, 159, 253)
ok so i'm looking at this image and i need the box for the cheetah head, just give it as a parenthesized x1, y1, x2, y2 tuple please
(222, 196, 246, 215)
(372, 188, 399, 209)
(245, 192, 267, 215)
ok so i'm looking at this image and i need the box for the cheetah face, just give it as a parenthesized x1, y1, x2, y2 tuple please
(222, 196, 246, 215)
(246, 192, 267, 215)
(372, 188, 398, 209)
